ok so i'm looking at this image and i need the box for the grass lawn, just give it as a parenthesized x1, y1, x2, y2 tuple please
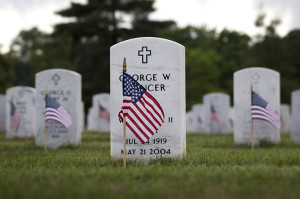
(0, 132, 300, 199)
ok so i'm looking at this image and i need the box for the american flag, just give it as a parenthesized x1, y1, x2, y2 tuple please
(45, 94, 72, 128)
(9, 100, 20, 132)
(0, 118, 2, 127)
(99, 104, 110, 121)
(197, 116, 204, 129)
(251, 91, 281, 129)
(211, 104, 223, 125)
(118, 72, 165, 144)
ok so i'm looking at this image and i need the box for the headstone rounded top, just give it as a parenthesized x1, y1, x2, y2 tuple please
(36, 68, 81, 77)
(111, 37, 184, 49)
(292, 89, 300, 95)
(191, 104, 202, 110)
(203, 92, 229, 98)
(6, 86, 35, 93)
(234, 67, 279, 77)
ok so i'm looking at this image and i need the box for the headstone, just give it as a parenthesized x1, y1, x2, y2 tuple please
(280, 104, 290, 133)
(80, 101, 85, 131)
(234, 67, 280, 145)
(186, 111, 193, 132)
(110, 37, 185, 160)
(6, 86, 36, 138)
(190, 104, 204, 133)
(0, 95, 7, 132)
(93, 93, 110, 132)
(203, 93, 230, 134)
(228, 107, 234, 133)
(35, 69, 82, 149)
(291, 90, 300, 140)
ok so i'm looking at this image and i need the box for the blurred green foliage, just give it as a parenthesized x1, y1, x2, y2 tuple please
(1, 1, 300, 111)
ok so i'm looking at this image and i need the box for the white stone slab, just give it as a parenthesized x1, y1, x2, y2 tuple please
(291, 90, 300, 140)
(110, 37, 185, 160)
(228, 107, 234, 133)
(186, 111, 193, 132)
(190, 104, 204, 133)
(35, 69, 82, 149)
(280, 104, 290, 133)
(203, 93, 230, 134)
(0, 95, 6, 132)
(234, 67, 280, 145)
(6, 86, 36, 138)
(92, 93, 110, 132)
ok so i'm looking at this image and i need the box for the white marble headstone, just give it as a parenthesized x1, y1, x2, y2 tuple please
(228, 107, 234, 133)
(291, 90, 300, 141)
(280, 104, 290, 133)
(234, 67, 280, 145)
(110, 37, 186, 160)
(186, 111, 193, 132)
(0, 95, 6, 132)
(6, 86, 36, 138)
(203, 93, 229, 134)
(190, 104, 204, 133)
(92, 93, 110, 132)
(35, 69, 82, 149)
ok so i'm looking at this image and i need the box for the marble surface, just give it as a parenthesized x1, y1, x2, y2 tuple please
(234, 67, 280, 145)
(110, 37, 186, 160)
(280, 104, 290, 133)
(6, 86, 36, 138)
(291, 90, 300, 140)
(35, 69, 82, 149)
(0, 95, 6, 131)
(203, 93, 230, 134)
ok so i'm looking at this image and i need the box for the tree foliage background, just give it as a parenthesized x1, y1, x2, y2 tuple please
(1, 0, 300, 111)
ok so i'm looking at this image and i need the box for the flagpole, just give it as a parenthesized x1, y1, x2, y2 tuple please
(123, 57, 127, 168)
(251, 82, 254, 150)
(210, 102, 212, 135)
(45, 87, 48, 152)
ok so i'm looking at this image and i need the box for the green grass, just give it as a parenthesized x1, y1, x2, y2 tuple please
(1, 132, 300, 199)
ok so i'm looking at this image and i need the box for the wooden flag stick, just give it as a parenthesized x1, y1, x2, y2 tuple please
(123, 57, 127, 168)
(250, 82, 254, 150)
(45, 87, 48, 152)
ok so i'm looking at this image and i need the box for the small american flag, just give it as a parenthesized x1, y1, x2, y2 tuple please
(251, 91, 281, 129)
(118, 72, 165, 144)
(197, 116, 204, 129)
(211, 104, 223, 125)
(9, 100, 20, 133)
(99, 104, 110, 121)
(45, 94, 72, 128)
(0, 118, 2, 127)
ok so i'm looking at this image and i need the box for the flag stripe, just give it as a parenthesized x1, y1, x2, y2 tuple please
(139, 97, 162, 126)
(145, 92, 165, 118)
(252, 105, 280, 125)
(132, 104, 157, 133)
(128, 106, 154, 137)
(46, 108, 71, 126)
(143, 93, 164, 123)
(135, 102, 159, 130)
(118, 111, 147, 143)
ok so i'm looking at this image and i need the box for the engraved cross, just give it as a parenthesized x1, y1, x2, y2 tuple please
(138, 46, 151, 64)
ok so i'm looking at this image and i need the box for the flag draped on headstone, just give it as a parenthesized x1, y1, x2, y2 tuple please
(118, 72, 165, 144)
(45, 94, 72, 128)
(251, 91, 281, 129)
(99, 104, 110, 121)
(9, 100, 20, 133)
(211, 104, 223, 125)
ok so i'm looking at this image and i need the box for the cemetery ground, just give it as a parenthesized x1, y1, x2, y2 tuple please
(0, 132, 300, 199)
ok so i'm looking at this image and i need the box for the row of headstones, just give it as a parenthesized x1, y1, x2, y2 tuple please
(186, 99, 291, 134)
(0, 69, 83, 149)
(2, 37, 300, 161)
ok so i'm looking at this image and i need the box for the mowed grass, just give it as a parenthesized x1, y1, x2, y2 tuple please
(1, 132, 300, 199)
